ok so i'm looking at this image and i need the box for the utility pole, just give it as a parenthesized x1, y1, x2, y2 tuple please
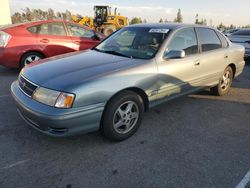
(0, 0, 12, 25)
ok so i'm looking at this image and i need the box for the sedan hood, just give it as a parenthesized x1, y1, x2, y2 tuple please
(22, 50, 139, 91)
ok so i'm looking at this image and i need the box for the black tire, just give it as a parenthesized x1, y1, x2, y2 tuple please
(101, 91, 144, 141)
(103, 25, 116, 36)
(20, 52, 44, 69)
(210, 66, 233, 96)
(246, 57, 250, 64)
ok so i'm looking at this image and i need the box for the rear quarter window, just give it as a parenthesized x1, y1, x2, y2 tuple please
(27, 26, 39, 34)
(216, 31, 229, 48)
(27, 23, 67, 36)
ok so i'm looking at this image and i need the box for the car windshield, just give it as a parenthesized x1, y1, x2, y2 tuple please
(94, 27, 169, 59)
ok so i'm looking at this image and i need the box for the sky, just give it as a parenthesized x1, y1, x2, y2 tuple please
(9, 0, 250, 26)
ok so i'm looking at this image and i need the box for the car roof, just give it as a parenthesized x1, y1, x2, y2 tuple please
(230, 28, 250, 36)
(237, 28, 250, 31)
(0, 23, 26, 30)
(0, 20, 64, 30)
(1, 20, 93, 31)
(127, 23, 212, 30)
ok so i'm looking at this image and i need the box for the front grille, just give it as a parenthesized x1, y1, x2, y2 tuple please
(18, 75, 38, 97)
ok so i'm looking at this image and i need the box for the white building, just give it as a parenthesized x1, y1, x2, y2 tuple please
(0, 0, 11, 25)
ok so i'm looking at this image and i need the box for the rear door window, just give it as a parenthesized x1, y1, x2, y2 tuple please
(38, 22, 66, 36)
(196, 28, 222, 52)
(28, 22, 67, 36)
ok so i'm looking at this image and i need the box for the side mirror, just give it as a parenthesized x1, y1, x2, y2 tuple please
(164, 50, 185, 59)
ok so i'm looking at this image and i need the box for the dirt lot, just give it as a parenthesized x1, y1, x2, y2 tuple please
(0, 63, 250, 188)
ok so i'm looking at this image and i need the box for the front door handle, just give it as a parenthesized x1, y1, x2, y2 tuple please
(194, 60, 200, 66)
(73, 41, 80, 45)
(40, 39, 49, 43)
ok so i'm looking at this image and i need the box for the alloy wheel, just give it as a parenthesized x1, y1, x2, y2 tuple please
(24, 55, 41, 66)
(220, 70, 231, 91)
(113, 101, 139, 134)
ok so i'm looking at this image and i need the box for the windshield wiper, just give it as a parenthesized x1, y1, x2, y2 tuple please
(104, 50, 133, 58)
(92, 47, 103, 52)
(93, 48, 133, 58)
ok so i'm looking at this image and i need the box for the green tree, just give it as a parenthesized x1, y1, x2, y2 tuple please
(174, 9, 183, 23)
(11, 12, 22, 23)
(56, 12, 62, 19)
(164, 18, 169, 23)
(217, 22, 226, 31)
(159, 18, 163, 23)
(25, 8, 34, 21)
(11, 8, 74, 23)
(37, 9, 44, 20)
(195, 14, 207, 25)
(65, 10, 72, 21)
(47, 8, 56, 20)
(130, 17, 143, 25)
(61, 12, 67, 20)
(195, 14, 199, 24)
(229, 24, 236, 29)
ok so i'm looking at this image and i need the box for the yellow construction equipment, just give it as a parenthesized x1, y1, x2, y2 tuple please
(72, 5, 128, 35)
(71, 15, 94, 29)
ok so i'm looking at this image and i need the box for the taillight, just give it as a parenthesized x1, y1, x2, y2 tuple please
(0, 31, 11, 47)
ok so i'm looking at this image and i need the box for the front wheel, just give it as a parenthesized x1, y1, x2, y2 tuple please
(210, 66, 233, 96)
(101, 91, 144, 141)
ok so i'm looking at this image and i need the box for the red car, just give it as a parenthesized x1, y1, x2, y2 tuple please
(0, 20, 105, 68)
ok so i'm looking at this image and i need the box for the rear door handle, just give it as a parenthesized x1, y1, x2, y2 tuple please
(194, 60, 200, 66)
(224, 54, 229, 59)
(73, 41, 80, 45)
(40, 39, 49, 43)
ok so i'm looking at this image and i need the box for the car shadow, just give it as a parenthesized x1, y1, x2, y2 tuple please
(22, 87, 250, 147)
(0, 66, 19, 75)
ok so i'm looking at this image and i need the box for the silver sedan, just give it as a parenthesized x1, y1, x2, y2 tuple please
(228, 29, 250, 59)
(11, 23, 245, 141)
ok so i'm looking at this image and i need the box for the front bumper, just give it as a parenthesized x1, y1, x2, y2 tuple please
(11, 81, 105, 137)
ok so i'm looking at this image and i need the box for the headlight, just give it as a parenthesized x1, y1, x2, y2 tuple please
(32, 87, 75, 108)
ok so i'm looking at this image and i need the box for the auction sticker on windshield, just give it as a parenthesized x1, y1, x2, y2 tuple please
(149, 29, 170, 33)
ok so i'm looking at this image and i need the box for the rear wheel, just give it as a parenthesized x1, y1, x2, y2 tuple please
(103, 25, 116, 36)
(20, 52, 44, 68)
(210, 66, 233, 96)
(101, 91, 144, 141)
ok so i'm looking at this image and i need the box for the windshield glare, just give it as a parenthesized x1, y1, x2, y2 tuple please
(95, 28, 169, 59)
